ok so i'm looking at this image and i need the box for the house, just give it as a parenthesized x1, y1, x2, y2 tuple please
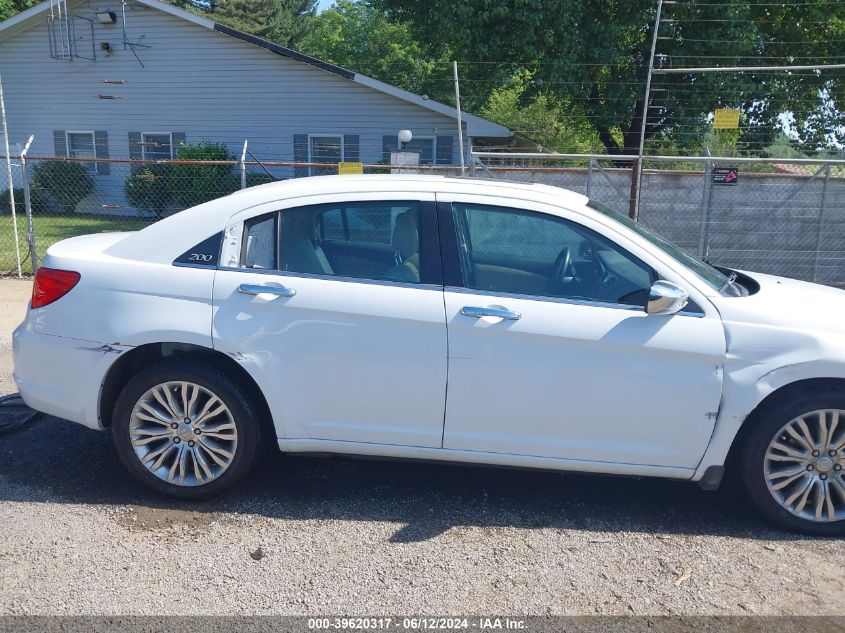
(0, 0, 512, 211)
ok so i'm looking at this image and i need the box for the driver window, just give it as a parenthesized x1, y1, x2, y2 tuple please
(452, 203, 654, 307)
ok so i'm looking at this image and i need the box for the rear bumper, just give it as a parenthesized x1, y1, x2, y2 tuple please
(12, 319, 127, 430)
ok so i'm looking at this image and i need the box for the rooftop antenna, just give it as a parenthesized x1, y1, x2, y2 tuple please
(47, 0, 73, 60)
(121, 1, 151, 68)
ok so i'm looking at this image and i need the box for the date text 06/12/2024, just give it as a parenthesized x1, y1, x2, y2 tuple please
(307, 617, 527, 630)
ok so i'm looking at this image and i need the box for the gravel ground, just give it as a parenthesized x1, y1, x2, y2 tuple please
(0, 278, 842, 616)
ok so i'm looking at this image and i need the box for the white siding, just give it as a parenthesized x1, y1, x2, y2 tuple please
(0, 0, 466, 200)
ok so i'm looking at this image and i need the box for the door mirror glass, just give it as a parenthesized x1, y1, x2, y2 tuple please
(646, 280, 689, 315)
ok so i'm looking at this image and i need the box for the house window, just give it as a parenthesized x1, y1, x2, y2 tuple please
(404, 137, 435, 165)
(66, 131, 96, 172)
(141, 133, 173, 161)
(309, 135, 343, 176)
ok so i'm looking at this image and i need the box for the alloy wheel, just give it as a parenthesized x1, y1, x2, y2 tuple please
(764, 409, 845, 522)
(129, 381, 238, 487)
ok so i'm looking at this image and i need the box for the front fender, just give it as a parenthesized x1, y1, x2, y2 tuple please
(694, 358, 845, 481)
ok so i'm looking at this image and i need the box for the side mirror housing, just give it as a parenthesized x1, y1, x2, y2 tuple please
(646, 280, 689, 316)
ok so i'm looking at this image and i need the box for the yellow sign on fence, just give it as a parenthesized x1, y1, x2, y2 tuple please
(338, 161, 364, 175)
(713, 108, 741, 129)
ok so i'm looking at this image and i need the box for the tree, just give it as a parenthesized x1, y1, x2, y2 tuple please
(298, 0, 452, 103)
(163, 0, 316, 47)
(0, 0, 39, 21)
(479, 74, 602, 153)
(372, 0, 845, 156)
(213, 0, 317, 47)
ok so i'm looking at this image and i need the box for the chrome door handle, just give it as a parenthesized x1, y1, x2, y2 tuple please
(461, 306, 521, 320)
(238, 283, 296, 298)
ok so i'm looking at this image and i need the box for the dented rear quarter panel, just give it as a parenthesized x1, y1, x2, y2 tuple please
(35, 237, 216, 349)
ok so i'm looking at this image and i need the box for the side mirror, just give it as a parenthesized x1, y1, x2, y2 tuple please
(646, 280, 689, 316)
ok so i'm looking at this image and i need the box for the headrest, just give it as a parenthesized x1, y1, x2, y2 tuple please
(302, 213, 319, 241)
(392, 211, 419, 259)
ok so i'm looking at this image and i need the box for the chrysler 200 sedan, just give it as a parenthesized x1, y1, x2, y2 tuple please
(12, 175, 845, 534)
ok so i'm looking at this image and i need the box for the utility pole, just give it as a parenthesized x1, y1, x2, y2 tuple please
(453, 61, 466, 175)
(631, 0, 663, 220)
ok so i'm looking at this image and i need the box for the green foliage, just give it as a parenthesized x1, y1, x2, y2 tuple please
(244, 172, 274, 188)
(171, 142, 239, 208)
(165, 0, 316, 47)
(298, 0, 452, 103)
(0, 0, 39, 21)
(124, 149, 269, 215)
(374, 0, 845, 155)
(32, 162, 95, 214)
(762, 133, 809, 160)
(479, 74, 602, 153)
(0, 185, 49, 216)
(218, 0, 317, 47)
(124, 164, 174, 217)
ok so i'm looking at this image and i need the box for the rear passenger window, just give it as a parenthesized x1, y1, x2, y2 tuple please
(280, 201, 424, 284)
(241, 214, 276, 269)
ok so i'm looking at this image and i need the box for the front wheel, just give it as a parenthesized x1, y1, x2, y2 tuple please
(112, 360, 262, 499)
(741, 386, 845, 535)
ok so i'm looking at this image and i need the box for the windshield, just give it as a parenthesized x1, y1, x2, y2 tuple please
(587, 200, 742, 297)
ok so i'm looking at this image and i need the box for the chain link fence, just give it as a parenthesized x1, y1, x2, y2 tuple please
(470, 153, 845, 286)
(0, 154, 417, 274)
(2, 151, 844, 286)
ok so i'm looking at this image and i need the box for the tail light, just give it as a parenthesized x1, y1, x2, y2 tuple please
(31, 267, 80, 309)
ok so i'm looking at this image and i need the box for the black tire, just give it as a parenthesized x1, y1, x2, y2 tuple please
(739, 384, 845, 535)
(112, 359, 262, 499)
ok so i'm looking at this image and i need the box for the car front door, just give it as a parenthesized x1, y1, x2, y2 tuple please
(212, 194, 447, 448)
(438, 196, 726, 471)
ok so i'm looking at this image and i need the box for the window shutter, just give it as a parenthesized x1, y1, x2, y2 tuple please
(53, 130, 68, 157)
(382, 135, 398, 164)
(128, 132, 142, 160)
(293, 134, 308, 178)
(343, 134, 359, 163)
(128, 132, 142, 173)
(172, 132, 186, 158)
(436, 135, 454, 166)
(94, 131, 109, 175)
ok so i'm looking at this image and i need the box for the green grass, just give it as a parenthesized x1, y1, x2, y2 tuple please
(0, 215, 151, 274)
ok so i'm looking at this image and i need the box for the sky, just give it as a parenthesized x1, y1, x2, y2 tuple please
(317, 0, 335, 11)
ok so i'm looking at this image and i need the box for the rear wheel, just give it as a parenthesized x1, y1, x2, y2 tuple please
(112, 360, 262, 499)
(741, 386, 845, 534)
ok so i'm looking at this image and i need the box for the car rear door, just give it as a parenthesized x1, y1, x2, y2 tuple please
(437, 194, 727, 471)
(212, 193, 447, 448)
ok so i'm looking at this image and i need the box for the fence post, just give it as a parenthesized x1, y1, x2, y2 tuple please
(0, 72, 21, 277)
(812, 163, 832, 283)
(19, 135, 36, 273)
(239, 139, 248, 190)
(698, 159, 712, 260)
(586, 159, 594, 198)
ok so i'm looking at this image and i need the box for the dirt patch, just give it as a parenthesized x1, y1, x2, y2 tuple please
(112, 505, 222, 534)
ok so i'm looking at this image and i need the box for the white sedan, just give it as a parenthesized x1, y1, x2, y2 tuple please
(12, 175, 845, 534)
